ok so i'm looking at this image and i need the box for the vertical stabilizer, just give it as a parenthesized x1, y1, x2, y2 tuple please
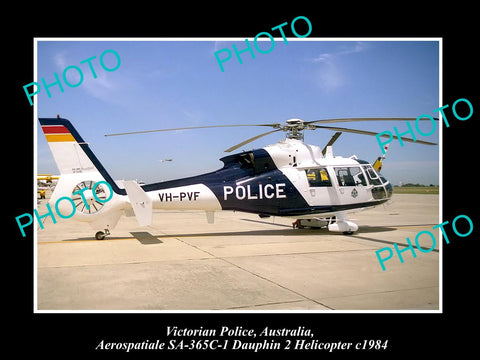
(123, 180, 152, 226)
(39, 117, 125, 195)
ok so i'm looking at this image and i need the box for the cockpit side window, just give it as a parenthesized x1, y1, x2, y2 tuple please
(306, 168, 332, 187)
(334, 167, 366, 186)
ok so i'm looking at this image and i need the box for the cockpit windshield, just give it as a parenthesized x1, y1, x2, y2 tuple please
(362, 164, 383, 185)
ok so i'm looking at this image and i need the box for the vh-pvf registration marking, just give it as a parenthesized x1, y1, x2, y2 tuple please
(159, 190, 200, 202)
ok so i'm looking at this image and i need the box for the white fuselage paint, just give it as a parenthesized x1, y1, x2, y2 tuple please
(263, 139, 387, 214)
(150, 184, 222, 211)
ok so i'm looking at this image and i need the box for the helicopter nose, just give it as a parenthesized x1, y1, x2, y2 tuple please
(385, 182, 393, 198)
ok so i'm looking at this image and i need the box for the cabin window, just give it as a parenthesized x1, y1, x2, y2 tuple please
(305, 168, 332, 187)
(335, 167, 367, 186)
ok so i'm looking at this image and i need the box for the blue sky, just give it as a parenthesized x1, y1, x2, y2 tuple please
(36, 39, 440, 185)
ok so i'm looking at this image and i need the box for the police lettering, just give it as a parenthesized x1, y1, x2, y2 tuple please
(223, 183, 286, 200)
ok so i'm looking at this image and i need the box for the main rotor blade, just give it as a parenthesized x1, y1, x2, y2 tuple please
(322, 132, 342, 155)
(224, 129, 283, 152)
(104, 123, 279, 137)
(315, 125, 437, 145)
(105, 117, 438, 137)
(305, 117, 437, 125)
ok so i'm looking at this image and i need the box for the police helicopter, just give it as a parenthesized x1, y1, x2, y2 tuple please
(39, 116, 436, 240)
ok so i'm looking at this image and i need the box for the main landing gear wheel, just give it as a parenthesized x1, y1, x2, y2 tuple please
(95, 229, 110, 240)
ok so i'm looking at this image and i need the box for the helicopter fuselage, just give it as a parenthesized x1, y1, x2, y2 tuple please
(137, 138, 393, 219)
(36, 117, 397, 239)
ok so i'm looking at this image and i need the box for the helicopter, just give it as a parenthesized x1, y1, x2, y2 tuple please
(38, 116, 436, 240)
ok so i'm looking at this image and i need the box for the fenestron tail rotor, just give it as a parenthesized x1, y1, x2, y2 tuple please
(105, 117, 438, 152)
(72, 180, 108, 214)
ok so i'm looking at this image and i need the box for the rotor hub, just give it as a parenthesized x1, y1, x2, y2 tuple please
(284, 118, 307, 140)
(285, 118, 304, 125)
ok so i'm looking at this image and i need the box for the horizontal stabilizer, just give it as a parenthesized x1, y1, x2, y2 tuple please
(123, 181, 152, 226)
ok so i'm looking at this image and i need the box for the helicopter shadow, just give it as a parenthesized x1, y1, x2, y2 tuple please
(62, 221, 437, 253)
(65, 225, 395, 243)
(145, 221, 401, 243)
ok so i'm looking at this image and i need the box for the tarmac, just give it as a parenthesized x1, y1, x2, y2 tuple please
(36, 192, 440, 311)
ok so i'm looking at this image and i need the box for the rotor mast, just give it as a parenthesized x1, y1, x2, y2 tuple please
(282, 118, 315, 141)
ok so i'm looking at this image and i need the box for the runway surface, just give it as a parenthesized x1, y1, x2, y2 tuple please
(36, 193, 440, 311)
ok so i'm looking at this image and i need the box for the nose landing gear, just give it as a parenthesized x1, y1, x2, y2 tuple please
(292, 215, 358, 235)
